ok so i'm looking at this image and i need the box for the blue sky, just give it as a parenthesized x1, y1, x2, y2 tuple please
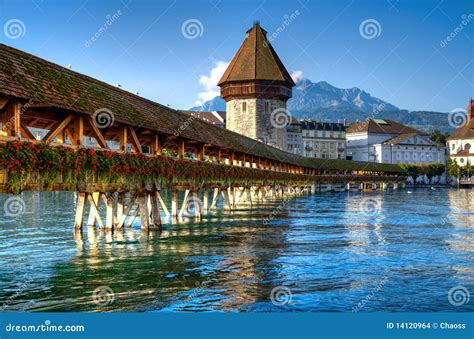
(0, 0, 472, 112)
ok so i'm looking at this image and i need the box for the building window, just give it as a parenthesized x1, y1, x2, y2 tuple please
(465, 143, 471, 151)
(242, 102, 247, 113)
(264, 101, 270, 113)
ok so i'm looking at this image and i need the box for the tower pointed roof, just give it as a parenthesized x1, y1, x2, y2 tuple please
(218, 22, 295, 86)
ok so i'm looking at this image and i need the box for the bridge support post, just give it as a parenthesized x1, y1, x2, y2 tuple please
(192, 189, 201, 219)
(157, 191, 170, 218)
(87, 192, 100, 227)
(202, 187, 209, 213)
(210, 187, 220, 210)
(171, 189, 178, 219)
(138, 191, 149, 231)
(74, 192, 87, 230)
(104, 192, 115, 231)
(116, 192, 125, 228)
(150, 190, 161, 228)
(179, 189, 191, 218)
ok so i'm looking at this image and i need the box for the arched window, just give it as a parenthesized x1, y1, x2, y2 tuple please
(242, 102, 247, 113)
(465, 143, 471, 151)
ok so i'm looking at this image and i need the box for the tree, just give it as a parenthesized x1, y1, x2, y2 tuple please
(426, 163, 445, 183)
(446, 158, 460, 177)
(400, 164, 421, 185)
(430, 129, 450, 145)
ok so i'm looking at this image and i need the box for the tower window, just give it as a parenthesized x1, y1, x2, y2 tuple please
(264, 101, 269, 113)
(242, 102, 247, 113)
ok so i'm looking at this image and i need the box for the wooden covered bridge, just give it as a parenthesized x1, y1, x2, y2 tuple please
(0, 44, 404, 231)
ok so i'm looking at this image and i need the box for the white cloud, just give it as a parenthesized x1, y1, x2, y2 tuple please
(290, 70, 304, 82)
(196, 60, 229, 105)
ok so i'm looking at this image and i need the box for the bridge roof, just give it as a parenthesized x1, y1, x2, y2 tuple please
(0, 43, 401, 173)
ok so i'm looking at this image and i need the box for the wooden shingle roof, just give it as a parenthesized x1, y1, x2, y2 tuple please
(0, 43, 401, 172)
(217, 23, 295, 86)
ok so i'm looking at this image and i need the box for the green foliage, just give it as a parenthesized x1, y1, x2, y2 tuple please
(430, 129, 450, 145)
(425, 163, 445, 180)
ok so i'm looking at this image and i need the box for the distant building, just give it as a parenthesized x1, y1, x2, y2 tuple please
(286, 118, 303, 155)
(218, 22, 295, 150)
(285, 119, 346, 158)
(300, 121, 346, 159)
(346, 119, 445, 164)
(180, 110, 226, 128)
(446, 99, 474, 167)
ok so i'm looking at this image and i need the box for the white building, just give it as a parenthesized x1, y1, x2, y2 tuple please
(346, 119, 445, 165)
(447, 99, 474, 167)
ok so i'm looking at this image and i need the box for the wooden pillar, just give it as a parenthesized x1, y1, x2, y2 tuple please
(221, 189, 231, 212)
(74, 115, 84, 146)
(119, 125, 128, 151)
(86, 192, 100, 227)
(202, 187, 209, 213)
(150, 190, 161, 228)
(179, 189, 191, 217)
(104, 192, 115, 231)
(74, 192, 87, 230)
(171, 188, 178, 219)
(192, 190, 201, 219)
(138, 192, 149, 230)
(197, 144, 205, 161)
(116, 192, 125, 228)
(6, 101, 21, 137)
(178, 139, 185, 158)
(210, 188, 220, 209)
(157, 191, 170, 217)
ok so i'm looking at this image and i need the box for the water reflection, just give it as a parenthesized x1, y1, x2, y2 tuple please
(0, 189, 473, 312)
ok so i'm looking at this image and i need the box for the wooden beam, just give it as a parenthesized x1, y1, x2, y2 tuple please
(0, 96, 10, 110)
(43, 114, 74, 143)
(5, 101, 21, 137)
(73, 115, 84, 146)
(197, 144, 205, 161)
(87, 116, 108, 148)
(87, 193, 104, 229)
(65, 127, 76, 145)
(177, 139, 185, 158)
(20, 122, 35, 140)
(119, 125, 128, 151)
(128, 127, 143, 153)
(151, 134, 162, 155)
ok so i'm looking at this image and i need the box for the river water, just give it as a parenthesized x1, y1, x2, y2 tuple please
(0, 188, 472, 312)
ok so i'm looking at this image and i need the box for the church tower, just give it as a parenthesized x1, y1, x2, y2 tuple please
(218, 22, 295, 150)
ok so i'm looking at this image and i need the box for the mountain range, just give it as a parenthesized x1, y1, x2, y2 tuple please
(190, 79, 452, 133)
